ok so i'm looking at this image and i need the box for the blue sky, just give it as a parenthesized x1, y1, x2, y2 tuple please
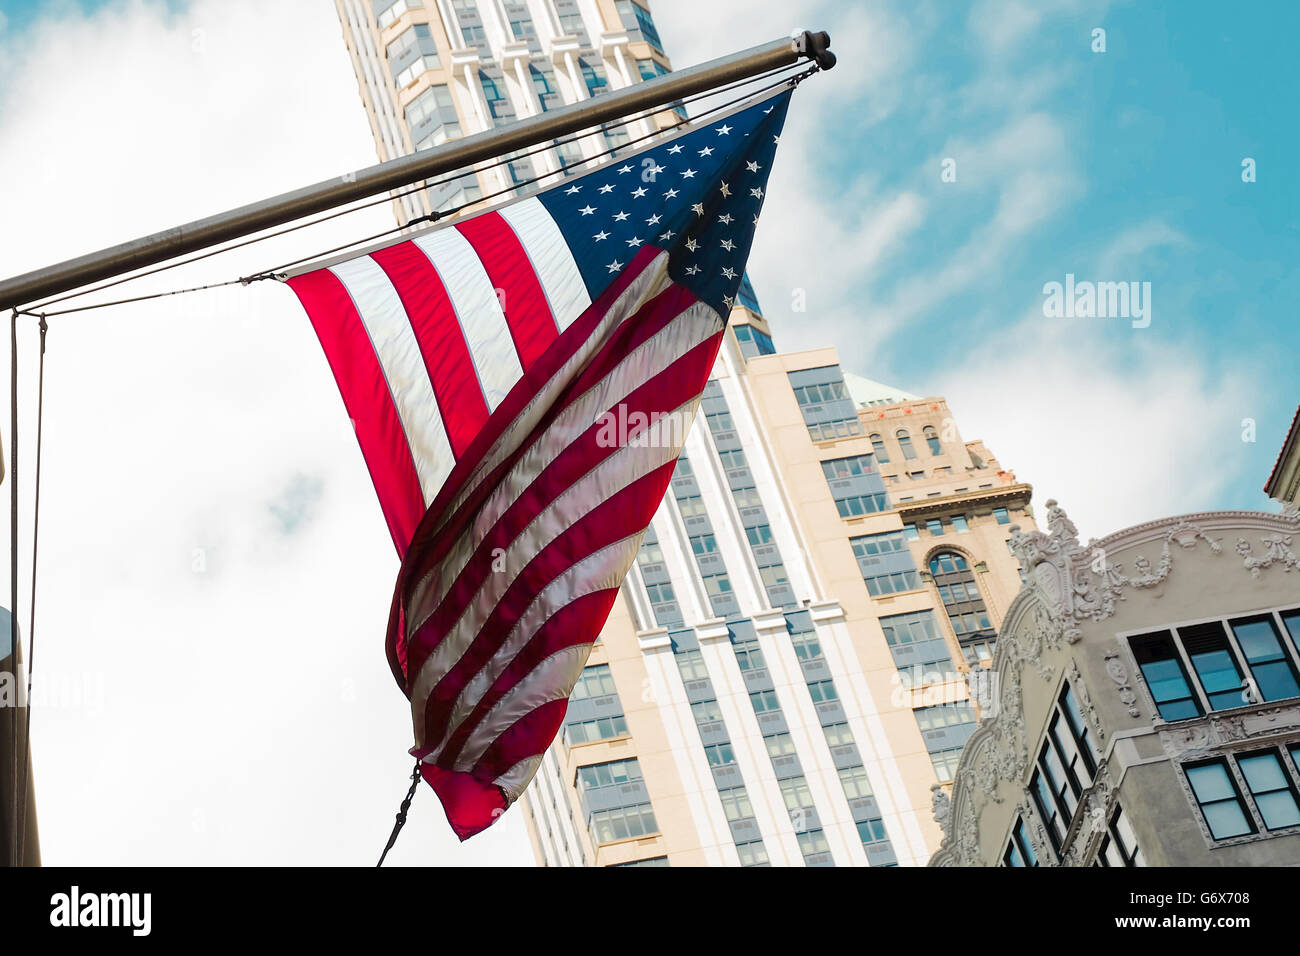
(0, 0, 1294, 865)
(661, 0, 1298, 535)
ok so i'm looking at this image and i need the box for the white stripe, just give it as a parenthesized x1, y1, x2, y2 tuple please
(329, 257, 453, 503)
(497, 198, 592, 331)
(416, 397, 703, 759)
(452, 537, 645, 771)
(409, 252, 676, 598)
(493, 754, 544, 802)
(412, 227, 524, 410)
(407, 298, 722, 646)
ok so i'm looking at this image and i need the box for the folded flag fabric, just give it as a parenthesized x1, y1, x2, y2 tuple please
(286, 86, 793, 839)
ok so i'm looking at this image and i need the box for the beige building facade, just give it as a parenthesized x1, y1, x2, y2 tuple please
(333, 0, 1038, 866)
(930, 499, 1300, 867)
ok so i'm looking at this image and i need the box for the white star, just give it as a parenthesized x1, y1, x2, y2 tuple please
(773, 135, 780, 145)
(719, 182, 731, 197)
(613, 210, 630, 222)
(631, 186, 648, 198)
(685, 264, 701, 276)
(717, 213, 734, 225)
(723, 294, 735, 308)
(645, 163, 665, 177)
(750, 187, 764, 199)
(659, 230, 676, 241)
(681, 168, 697, 179)
(607, 260, 624, 273)
(721, 266, 738, 280)
(579, 205, 596, 216)
(663, 188, 679, 199)
(626, 236, 644, 247)
(716, 124, 732, 135)
(698, 146, 714, 157)
(763, 107, 773, 114)
(565, 184, 582, 195)
(753, 214, 760, 225)
(746, 161, 762, 173)
(593, 230, 610, 241)
(685, 238, 700, 252)
(646, 213, 662, 225)
(598, 183, 615, 194)
(691, 203, 705, 216)
(667, 144, 684, 155)
(618, 164, 633, 174)
(721, 239, 736, 252)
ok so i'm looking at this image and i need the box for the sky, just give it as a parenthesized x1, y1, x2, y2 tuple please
(0, 0, 1295, 866)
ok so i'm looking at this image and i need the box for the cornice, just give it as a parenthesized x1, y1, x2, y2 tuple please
(893, 483, 1034, 518)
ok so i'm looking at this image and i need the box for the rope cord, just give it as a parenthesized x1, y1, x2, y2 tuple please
(21, 62, 813, 317)
(377, 761, 423, 867)
(14, 315, 45, 865)
(7, 309, 16, 866)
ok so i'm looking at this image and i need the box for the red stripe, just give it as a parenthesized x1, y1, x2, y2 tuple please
(369, 242, 490, 459)
(288, 269, 424, 555)
(465, 595, 617, 780)
(420, 763, 509, 842)
(456, 213, 557, 370)
(402, 272, 704, 646)
(383, 244, 665, 686)
(432, 465, 676, 768)
(406, 330, 722, 701)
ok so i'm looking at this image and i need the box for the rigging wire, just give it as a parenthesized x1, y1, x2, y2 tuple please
(376, 761, 423, 867)
(14, 314, 46, 866)
(21, 62, 812, 316)
(7, 309, 16, 866)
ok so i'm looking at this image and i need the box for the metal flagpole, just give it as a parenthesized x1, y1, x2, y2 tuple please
(0, 31, 833, 312)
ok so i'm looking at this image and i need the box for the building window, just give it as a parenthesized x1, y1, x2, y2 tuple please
(1030, 769, 1065, 854)
(1238, 751, 1300, 830)
(952, 514, 969, 533)
(897, 429, 918, 460)
(406, 83, 461, 148)
(579, 58, 608, 98)
(924, 425, 942, 456)
(733, 323, 776, 358)
(992, 507, 1010, 524)
(788, 366, 864, 442)
(1228, 615, 1300, 702)
(880, 610, 958, 688)
(821, 454, 875, 479)
(376, 0, 415, 30)
(929, 747, 965, 783)
(615, 0, 663, 51)
(1130, 630, 1204, 721)
(1180, 621, 1248, 711)
(564, 664, 629, 745)
(929, 551, 994, 643)
(1186, 759, 1255, 840)
(1059, 682, 1101, 772)
(1004, 817, 1039, 867)
(577, 758, 658, 845)
(736, 841, 769, 866)
(869, 434, 890, 463)
(1096, 805, 1144, 866)
(903, 522, 920, 541)
(925, 518, 943, 536)
(530, 63, 561, 112)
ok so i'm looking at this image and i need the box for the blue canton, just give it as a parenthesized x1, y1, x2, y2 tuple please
(537, 89, 792, 317)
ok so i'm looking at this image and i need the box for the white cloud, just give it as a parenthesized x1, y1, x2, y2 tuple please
(0, 0, 530, 866)
(940, 309, 1261, 541)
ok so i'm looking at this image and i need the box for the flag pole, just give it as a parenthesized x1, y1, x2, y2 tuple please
(0, 31, 833, 313)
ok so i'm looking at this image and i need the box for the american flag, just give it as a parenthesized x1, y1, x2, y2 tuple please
(287, 87, 792, 840)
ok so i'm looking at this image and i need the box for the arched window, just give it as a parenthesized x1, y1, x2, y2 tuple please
(897, 429, 918, 460)
(929, 551, 995, 661)
(924, 425, 942, 456)
(870, 434, 890, 463)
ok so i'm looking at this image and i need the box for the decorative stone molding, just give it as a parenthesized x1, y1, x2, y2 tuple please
(1061, 758, 1117, 866)
(931, 784, 951, 840)
(1236, 533, 1299, 577)
(1067, 660, 1106, 743)
(1103, 647, 1143, 719)
(1158, 699, 1300, 759)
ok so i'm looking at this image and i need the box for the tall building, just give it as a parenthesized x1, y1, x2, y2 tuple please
(333, 0, 1038, 866)
(930, 500, 1300, 867)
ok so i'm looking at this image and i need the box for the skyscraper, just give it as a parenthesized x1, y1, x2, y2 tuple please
(333, 0, 1039, 865)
